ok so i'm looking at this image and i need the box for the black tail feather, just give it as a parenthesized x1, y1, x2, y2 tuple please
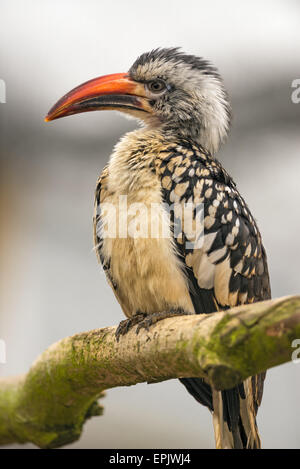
(179, 377, 259, 449)
(180, 377, 213, 410)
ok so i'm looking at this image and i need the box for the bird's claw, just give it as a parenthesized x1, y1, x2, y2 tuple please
(135, 317, 153, 335)
(136, 309, 187, 335)
(115, 313, 147, 341)
(115, 309, 188, 341)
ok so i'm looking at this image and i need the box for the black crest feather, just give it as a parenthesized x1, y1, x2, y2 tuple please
(129, 47, 220, 79)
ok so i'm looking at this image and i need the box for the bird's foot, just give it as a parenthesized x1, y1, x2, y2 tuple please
(115, 312, 147, 342)
(135, 308, 188, 335)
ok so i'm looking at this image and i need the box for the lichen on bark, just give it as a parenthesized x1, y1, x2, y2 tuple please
(0, 295, 299, 448)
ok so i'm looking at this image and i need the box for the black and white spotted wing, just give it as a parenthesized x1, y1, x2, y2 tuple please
(156, 139, 270, 446)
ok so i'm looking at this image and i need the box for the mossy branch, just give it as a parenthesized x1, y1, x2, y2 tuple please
(1, 295, 300, 449)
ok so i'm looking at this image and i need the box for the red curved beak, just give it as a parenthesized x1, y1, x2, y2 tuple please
(45, 73, 150, 122)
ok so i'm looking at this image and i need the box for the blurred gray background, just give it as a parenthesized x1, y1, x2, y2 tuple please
(1, 0, 300, 449)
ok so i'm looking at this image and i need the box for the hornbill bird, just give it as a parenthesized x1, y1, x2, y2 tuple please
(45, 48, 271, 449)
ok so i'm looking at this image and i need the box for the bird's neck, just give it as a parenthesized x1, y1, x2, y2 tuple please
(140, 116, 227, 156)
(133, 123, 217, 157)
(109, 128, 207, 184)
(159, 123, 214, 155)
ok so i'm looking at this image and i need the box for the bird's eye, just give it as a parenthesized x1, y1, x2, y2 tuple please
(147, 79, 167, 94)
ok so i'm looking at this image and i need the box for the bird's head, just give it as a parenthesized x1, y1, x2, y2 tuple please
(45, 48, 231, 154)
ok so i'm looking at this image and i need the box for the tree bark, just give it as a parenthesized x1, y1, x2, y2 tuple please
(0, 295, 300, 448)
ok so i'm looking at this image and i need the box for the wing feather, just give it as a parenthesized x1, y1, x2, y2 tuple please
(156, 139, 270, 446)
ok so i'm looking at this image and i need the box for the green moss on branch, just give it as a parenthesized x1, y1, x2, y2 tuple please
(0, 296, 299, 448)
